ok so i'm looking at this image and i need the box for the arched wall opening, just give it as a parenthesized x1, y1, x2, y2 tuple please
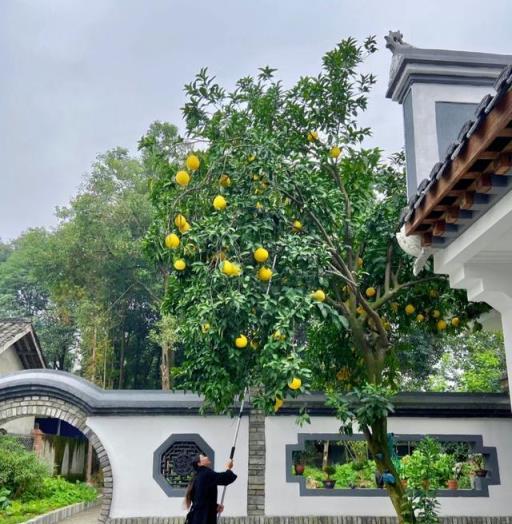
(0, 395, 113, 523)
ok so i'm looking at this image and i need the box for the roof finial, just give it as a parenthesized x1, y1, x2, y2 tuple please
(385, 30, 413, 53)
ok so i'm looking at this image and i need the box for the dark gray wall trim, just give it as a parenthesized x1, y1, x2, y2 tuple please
(1, 371, 510, 417)
(436, 102, 478, 159)
(403, 90, 417, 199)
(386, 46, 512, 100)
(153, 434, 215, 497)
(286, 433, 499, 497)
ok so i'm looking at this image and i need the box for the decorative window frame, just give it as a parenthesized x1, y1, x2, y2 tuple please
(286, 433, 500, 497)
(153, 433, 215, 497)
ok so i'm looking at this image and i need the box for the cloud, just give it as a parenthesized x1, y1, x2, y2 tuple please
(1, 0, 511, 239)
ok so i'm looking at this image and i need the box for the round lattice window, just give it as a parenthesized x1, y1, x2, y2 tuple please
(153, 433, 215, 496)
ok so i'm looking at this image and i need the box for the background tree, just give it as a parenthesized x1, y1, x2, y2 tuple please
(141, 37, 487, 522)
(0, 148, 169, 388)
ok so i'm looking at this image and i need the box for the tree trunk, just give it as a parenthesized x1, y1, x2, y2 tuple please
(367, 417, 414, 524)
(160, 340, 170, 390)
(322, 441, 330, 469)
(90, 325, 97, 383)
(169, 346, 175, 389)
(86, 440, 94, 485)
(118, 330, 126, 389)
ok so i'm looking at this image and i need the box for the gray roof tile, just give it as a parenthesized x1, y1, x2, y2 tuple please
(0, 319, 31, 350)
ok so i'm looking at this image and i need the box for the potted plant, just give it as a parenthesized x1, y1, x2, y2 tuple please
(293, 451, 305, 475)
(469, 453, 488, 478)
(322, 465, 336, 489)
(447, 462, 464, 490)
(294, 461, 305, 476)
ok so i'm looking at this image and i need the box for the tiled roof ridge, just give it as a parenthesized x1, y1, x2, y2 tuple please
(0, 318, 32, 324)
(401, 64, 512, 228)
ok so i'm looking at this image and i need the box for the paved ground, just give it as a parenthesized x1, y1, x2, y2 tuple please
(59, 505, 101, 524)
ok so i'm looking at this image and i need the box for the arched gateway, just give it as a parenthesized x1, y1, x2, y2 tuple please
(0, 370, 114, 523)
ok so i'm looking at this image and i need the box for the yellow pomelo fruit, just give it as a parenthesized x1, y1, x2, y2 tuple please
(416, 314, 425, 322)
(201, 323, 210, 334)
(311, 289, 326, 302)
(273, 330, 285, 341)
(257, 267, 272, 281)
(174, 214, 187, 228)
(307, 131, 319, 142)
(219, 174, 231, 187)
(356, 305, 364, 315)
(292, 220, 303, 231)
(175, 170, 190, 187)
(437, 319, 447, 331)
(253, 247, 269, 263)
(174, 259, 186, 271)
(231, 263, 242, 276)
(248, 154, 256, 162)
(365, 287, 376, 298)
(255, 202, 264, 210)
(432, 309, 441, 319)
(329, 146, 341, 158)
(274, 398, 284, 412)
(179, 221, 191, 234)
(356, 257, 364, 268)
(451, 317, 460, 327)
(405, 304, 415, 315)
(165, 233, 180, 249)
(221, 260, 235, 276)
(235, 334, 248, 348)
(213, 195, 227, 210)
(288, 377, 302, 390)
(186, 154, 200, 171)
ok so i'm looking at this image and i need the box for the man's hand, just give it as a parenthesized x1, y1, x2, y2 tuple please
(225, 459, 234, 470)
(217, 504, 224, 514)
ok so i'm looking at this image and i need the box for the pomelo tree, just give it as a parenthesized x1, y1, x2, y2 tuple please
(140, 38, 485, 522)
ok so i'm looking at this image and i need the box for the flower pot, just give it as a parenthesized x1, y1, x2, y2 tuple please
(323, 479, 336, 489)
(475, 469, 488, 478)
(294, 464, 305, 475)
(447, 479, 458, 490)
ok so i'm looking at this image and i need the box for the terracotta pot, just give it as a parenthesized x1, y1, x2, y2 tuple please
(323, 479, 336, 489)
(294, 464, 305, 475)
(447, 479, 458, 490)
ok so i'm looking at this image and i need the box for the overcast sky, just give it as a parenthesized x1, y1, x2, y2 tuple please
(1, 0, 511, 241)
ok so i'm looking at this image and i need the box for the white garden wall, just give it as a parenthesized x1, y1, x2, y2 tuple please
(86, 415, 249, 519)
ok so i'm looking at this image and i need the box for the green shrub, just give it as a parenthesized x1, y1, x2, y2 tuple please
(0, 488, 12, 510)
(0, 437, 51, 499)
(1, 477, 97, 524)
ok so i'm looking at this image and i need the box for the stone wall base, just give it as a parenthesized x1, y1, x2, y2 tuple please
(23, 499, 101, 524)
(107, 516, 512, 524)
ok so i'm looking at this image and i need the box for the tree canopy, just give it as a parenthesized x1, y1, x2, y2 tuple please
(140, 37, 490, 522)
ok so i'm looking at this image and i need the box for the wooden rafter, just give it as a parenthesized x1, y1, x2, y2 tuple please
(405, 89, 512, 237)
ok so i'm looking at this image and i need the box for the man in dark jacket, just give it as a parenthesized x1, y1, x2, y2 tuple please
(184, 454, 237, 524)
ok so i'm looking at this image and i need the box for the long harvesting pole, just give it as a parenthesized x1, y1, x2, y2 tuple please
(217, 387, 249, 519)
